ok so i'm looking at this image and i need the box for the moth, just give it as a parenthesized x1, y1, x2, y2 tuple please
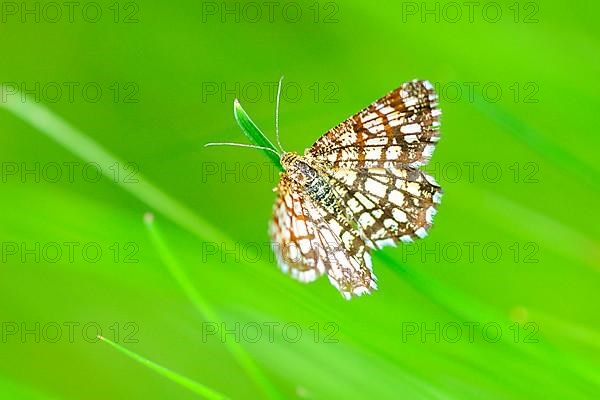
(209, 79, 442, 299)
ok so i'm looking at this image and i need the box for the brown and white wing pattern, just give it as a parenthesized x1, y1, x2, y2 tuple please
(269, 175, 377, 299)
(268, 79, 442, 299)
(321, 165, 442, 249)
(304, 79, 443, 249)
(269, 175, 326, 283)
(308, 80, 440, 169)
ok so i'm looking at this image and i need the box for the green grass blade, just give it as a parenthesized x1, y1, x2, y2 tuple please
(144, 214, 284, 400)
(0, 88, 230, 244)
(97, 335, 229, 400)
(233, 99, 284, 171)
(1, 88, 282, 400)
(377, 252, 599, 397)
(472, 95, 600, 191)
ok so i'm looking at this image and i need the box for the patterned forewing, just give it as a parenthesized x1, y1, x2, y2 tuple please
(308, 80, 441, 169)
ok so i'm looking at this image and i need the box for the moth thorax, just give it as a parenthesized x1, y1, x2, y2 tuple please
(280, 152, 300, 170)
(281, 152, 318, 186)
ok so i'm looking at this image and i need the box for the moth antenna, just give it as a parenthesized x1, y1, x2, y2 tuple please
(275, 75, 285, 153)
(204, 142, 281, 156)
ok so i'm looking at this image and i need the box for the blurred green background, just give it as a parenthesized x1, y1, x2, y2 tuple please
(0, 0, 598, 399)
